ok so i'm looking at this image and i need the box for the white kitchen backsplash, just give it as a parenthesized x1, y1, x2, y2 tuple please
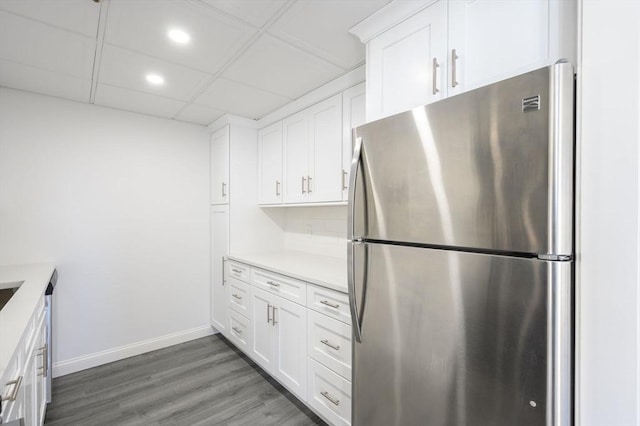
(283, 206, 347, 259)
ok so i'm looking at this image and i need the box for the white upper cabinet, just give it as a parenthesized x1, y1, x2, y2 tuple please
(210, 125, 229, 205)
(341, 83, 366, 201)
(283, 110, 310, 204)
(258, 122, 283, 205)
(352, 0, 576, 121)
(308, 93, 342, 203)
(366, 1, 447, 120)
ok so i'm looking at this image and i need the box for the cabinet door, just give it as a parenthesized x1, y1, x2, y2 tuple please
(211, 205, 229, 335)
(258, 122, 283, 205)
(35, 318, 47, 426)
(341, 83, 366, 201)
(251, 287, 275, 373)
(308, 94, 343, 203)
(273, 295, 307, 402)
(448, 0, 550, 95)
(367, 0, 447, 121)
(210, 126, 230, 205)
(282, 110, 310, 204)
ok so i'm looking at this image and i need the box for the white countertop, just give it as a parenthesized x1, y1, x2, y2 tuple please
(226, 251, 348, 293)
(0, 263, 56, 379)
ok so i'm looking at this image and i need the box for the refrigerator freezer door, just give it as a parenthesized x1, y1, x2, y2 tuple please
(352, 63, 574, 257)
(351, 242, 571, 426)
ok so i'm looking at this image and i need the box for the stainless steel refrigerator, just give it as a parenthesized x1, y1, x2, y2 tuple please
(347, 63, 573, 426)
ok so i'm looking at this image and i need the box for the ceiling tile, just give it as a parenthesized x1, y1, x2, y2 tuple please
(200, 0, 287, 28)
(223, 34, 344, 100)
(105, 0, 255, 74)
(94, 84, 186, 119)
(0, 0, 100, 37)
(98, 44, 209, 101)
(0, 58, 91, 103)
(0, 10, 95, 80)
(194, 77, 292, 119)
(174, 104, 224, 126)
(269, 0, 389, 69)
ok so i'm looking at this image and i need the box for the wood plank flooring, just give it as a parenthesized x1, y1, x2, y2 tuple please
(45, 334, 327, 426)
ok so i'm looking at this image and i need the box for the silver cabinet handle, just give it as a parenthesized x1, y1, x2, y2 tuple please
(320, 339, 340, 351)
(231, 268, 242, 274)
(267, 303, 272, 324)
(266, 280, 280, 287)
(4, 376, 23, 401)
(221, 182, 227, 197)
(275, 180, 280, 196)
(272, 306, 278, 326)
(301, 176, 307, 194)
(37, 344, 48, 378)
(451, 49, 459, 88)
(307, 176, 312, 193)
(232, 293, 242, 300)
(432, 57, 440, 95)
(232, 326, 242, 334)
(321, 391, 340, 406)
(320, 300, 339, 309)
(342, 170, 348, 190)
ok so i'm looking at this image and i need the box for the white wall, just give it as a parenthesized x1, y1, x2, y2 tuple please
(0, 88, 211, 376)
(282, 206, 347, 259)
(577, 1, 640, 424)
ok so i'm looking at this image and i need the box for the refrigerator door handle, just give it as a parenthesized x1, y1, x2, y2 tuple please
(347, 135, 364, 240)
(348, 240, 363, 342)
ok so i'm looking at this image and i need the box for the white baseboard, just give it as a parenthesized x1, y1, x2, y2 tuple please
(52, 325, 216, 378)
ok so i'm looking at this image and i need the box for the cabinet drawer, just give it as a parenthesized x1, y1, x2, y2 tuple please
(307, 285, 350, 325)
(252, 269, 306, 305)
(227, 276, 252, 319)
(227, 310, 251, 355)
(226, 260, 250, 283)
(308, 311, 352, 380)
(307, 357, 351, 426)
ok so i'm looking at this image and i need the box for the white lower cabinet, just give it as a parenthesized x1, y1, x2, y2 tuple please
(222, 260, 351, 426)
(307, 357, 352, 426)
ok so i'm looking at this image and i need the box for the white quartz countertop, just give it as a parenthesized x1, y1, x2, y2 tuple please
(0, 263, 56, 379)
(226, 251, 348, 293)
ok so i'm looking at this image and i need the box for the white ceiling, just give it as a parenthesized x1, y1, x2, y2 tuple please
(0, 0, 389, 125)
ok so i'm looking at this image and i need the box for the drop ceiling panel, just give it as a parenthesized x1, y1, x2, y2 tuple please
(223, 34, 344, 100)
(194, 77, 292, 119)
(95, 84, 186, 119)
(99, 44, 209, 101)
(174, 104, 225, 126)
(105, 0, 255, 74)
(0, 0, 100, 38)
(200, 0, 288, 28)
(0, 10, 95, 80)
(269, 0, 389, 69)
(0, 59, 91, 103)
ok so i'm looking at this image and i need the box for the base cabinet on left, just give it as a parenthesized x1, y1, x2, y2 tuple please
(2, 300, 47, 425)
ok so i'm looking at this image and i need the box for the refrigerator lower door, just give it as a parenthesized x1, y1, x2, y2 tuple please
(351, 242, 571, 426)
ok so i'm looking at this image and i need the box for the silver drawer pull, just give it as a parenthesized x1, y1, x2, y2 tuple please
(266, 280, 280, 287)
(231, 268, 243, 274)
(4, 376, 23, 401)
(232, 293, 243, 300)
(320, 339, 340, 351)
(232, 326, 242, 334)
(321, 391, 340, 406)
(320, 300, 339, 309)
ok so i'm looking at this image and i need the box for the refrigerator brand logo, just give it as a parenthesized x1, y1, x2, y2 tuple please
(522, 95, 540, 112)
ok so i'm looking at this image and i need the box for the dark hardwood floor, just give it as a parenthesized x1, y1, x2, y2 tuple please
(45, 334, 327, 426)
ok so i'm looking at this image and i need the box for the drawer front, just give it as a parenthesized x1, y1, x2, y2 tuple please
(227, 310, 251, 355)
(308, 311, 352, 380)
(252, 269, 306, 305)
(227, 276, 252, 319)
(307, 357, 351, 426)
(226, 260, 251, 283)
(307, 285, 350, 325)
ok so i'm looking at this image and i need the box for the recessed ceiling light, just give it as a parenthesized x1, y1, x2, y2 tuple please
(168, 29, 190, 44)
(145, 74, 164, 85)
